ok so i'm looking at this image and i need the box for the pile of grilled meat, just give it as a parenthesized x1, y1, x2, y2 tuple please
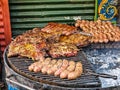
(7, 20, 120, 80)
(8, 22, 90, 60)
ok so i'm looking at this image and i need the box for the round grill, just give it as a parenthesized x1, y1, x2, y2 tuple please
(5, 48, 101, 89)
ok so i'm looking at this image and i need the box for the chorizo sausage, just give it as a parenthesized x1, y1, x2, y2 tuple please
(33, 58, 51, 72)
(41, 58, 51, 74)
(54, 59, 69, 77)
(68, 62, 83, 80)
(67, 60, 76, 72)
(47, 59, 63, 75)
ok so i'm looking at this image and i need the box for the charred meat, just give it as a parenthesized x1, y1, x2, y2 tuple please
(59, 33, 90, 47)
(48, 42, 79, 58)
(41, 22, 77, 35)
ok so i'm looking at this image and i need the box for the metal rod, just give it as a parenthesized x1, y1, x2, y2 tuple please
(6, 78, 36, 90)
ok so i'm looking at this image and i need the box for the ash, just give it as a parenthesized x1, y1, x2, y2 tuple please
(83, 48, 120, 88)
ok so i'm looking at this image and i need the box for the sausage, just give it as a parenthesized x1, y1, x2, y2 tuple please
(54, 59, 69, 77)
(113, 30, 120, 41)
(68, 62, 83, 80)
(102, 34, 109, 43)
(90, 38, 94, 43)
(41, 59, 57, 74)
(60, 60, 76, 79)
(80, 23, 85, 28)
(32, 60, 45, 72)
(28, 61, 42, 71)
(67, 60, 76, 72)
(94, 37, 99, 43)
(114, 36, 120, 42)
(41, 58, 51, 74)
(33, 58, 51, 72)
(68, 67, 83, 80)
(98, 33, 104, 43)
(76, 62, 82, 67)
(106, 33, 113, 42)
(47, 59, 63, 75)
(109, 24, 114, 30)
(60, 70, 69, 79)
(46, 59, 57, 71)
(28, 62, 36, 71)
(68, 71, 80, 80)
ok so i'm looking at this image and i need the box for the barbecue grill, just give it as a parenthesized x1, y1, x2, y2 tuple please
(3, 42, 120, 90)
(3, 47, 102, 90)
(1, 0, 120, 89)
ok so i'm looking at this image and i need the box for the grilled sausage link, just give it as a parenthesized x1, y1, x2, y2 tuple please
(33, 58, 51, 72)
(47, 59, 63, 75)
(67, 60, 76, 72)
(41, 59, 57, 74)
(60, 60, 75, 79)
(41, 58, 51, 74)
(28, 60, 42, 71)
(60, 70, 70, 79)
(68, 62, 83, 80)
(54, 59, 69, 77)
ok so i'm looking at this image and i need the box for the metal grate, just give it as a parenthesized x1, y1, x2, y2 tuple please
(5, 49, 101, 89)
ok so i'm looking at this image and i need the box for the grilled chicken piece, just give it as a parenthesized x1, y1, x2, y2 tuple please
(48, 42, 79, 58)
(59, 33, 90, 47)
(41, 22, 77, 35)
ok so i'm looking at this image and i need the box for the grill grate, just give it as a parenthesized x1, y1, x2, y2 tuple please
(6, 49, 101, 88)
(85, 42, 120, 49)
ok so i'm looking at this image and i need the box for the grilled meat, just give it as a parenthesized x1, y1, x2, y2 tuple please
(47, 59, 63, 75)
(59, 33, 90, 47)
(28, 58, 83, 80)
(48, 42, 79, 58)
(8, 41, 46, 61)
(41, 22, 77, 35)
(75, 19, 120, 43)
(7, 27, 59, 60)
(54, 59, 69, 77)
(68, 62, 83, 80)
(8, 22, 89, 61)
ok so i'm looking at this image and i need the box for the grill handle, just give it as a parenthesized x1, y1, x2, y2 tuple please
(97, 73, 117, 80)
(85, 69, 117, 80)
(88, 72, 117, 80)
